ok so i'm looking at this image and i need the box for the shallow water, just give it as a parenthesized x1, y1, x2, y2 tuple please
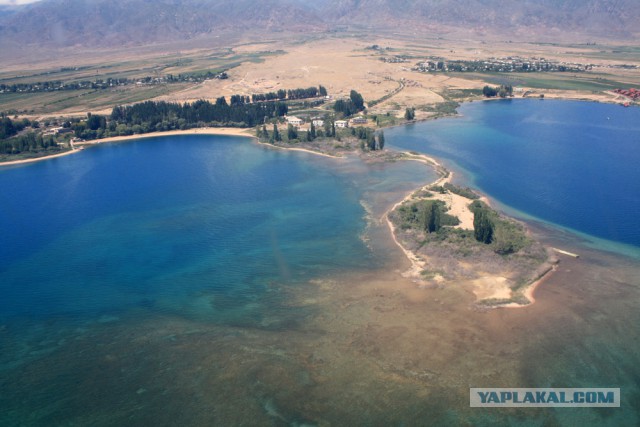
(0, 136, 432, 325)
(1, 111, 640, 426)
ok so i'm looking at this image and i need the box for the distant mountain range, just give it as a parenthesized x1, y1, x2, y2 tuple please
(0, 0, 637, 50)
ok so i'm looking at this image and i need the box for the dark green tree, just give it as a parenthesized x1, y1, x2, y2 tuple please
(0, 117, 16, 139)
(473, 208, 494, 244)
(350, 90, 365, 111)
(421, 201, 442, 233)
(87, 113, 106, 131)
(309, 122, 316, 140)
(404, 107, 415, 121)
(377, 130, 385, 150)
(273, 124, 281, 142)
(482, 86, 498, 97)
(287, 124, 298, 141)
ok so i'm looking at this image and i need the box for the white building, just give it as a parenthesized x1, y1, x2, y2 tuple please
(286, 116, 304, 127)
(350, 117, 367, 125)
(312, 119, 324, 127)
(335, 120, 348, 128)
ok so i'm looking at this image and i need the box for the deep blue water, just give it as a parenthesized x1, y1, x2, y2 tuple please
(0, 135, 431, 324)
(387, 100, 640, 253)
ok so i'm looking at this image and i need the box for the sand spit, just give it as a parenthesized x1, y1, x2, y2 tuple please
(382, 152, 557, 309)
(0, 148, 80, 166)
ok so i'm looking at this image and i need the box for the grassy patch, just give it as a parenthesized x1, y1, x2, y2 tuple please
(442, 88, 484, 100)
(447, 72, 635, 92)
(373, 113, 398, 127)
(443, 182, 479, 199)
(0, 84, 191, 115)
(419, 101, 459, 117)
(469, 201, 531, 255)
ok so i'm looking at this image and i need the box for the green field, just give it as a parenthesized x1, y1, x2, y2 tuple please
(447, 71, 637, 92)
(0, 47, 287, 116)
(0, 84, 192, 116)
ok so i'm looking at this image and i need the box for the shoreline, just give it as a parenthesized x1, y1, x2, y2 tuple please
(0, 127, 255, 167)
(0, 148, 80, 166)
(381, 150, 557, 309)
(87, 127, 255, 145)
(256, 141, 343, 159)
(0, 127, 350, 167)
(3, 97, 629, 168)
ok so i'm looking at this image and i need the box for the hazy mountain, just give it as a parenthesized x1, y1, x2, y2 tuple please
(0, 0, 637, 50)
(0, 0, 326, 48)
(323, 0, 639, 40)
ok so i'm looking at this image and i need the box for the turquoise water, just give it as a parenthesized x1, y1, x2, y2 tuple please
(0, 135, 432, 325)
(387, 100, 640, 255)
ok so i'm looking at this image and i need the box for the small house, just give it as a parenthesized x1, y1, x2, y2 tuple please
(286, 116, 304, 127)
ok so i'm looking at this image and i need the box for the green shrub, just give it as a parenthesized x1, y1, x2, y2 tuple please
(443, 182, 479, 199)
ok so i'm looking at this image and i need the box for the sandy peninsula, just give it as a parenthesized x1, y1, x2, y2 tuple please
(382, 151, 556, 309)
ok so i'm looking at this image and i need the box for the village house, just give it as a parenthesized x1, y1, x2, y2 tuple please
(312, 119, 324, 127)
(286, 116, 304, 127)
(335, 120, 348, 128)
(350, 117, 367, 125)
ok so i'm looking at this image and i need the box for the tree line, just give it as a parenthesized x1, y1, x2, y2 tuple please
(65, 98, 289, 140)
(1, 132, 58, 155)
(256, 120, 384, 152)
(250, 86, 327, 103)
(0, 71, 229, 94)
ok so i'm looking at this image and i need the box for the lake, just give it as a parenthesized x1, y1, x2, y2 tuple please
(1, 104, 639, 426)
(387, 99, 640, 256)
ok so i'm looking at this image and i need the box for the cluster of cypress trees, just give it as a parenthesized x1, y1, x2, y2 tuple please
(333, 90, 365, 117)
(352, 127, 385, 151)
(473, 204, 494, 244)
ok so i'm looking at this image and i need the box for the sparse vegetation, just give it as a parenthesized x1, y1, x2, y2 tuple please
(469, 200, 530, 255)
(396, 199, 460, 232)
(443, 182, 479, 199)
(389, 180, 549, 307)
(420, 101, 460, 117)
